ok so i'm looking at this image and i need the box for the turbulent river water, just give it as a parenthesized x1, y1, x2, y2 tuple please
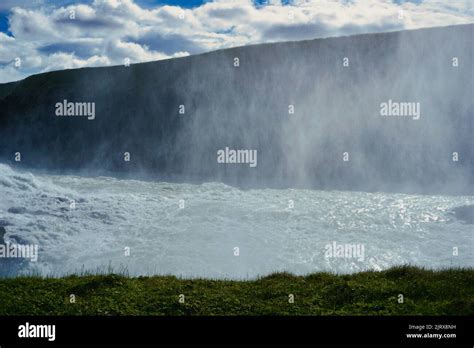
(0, 163, 472, 279)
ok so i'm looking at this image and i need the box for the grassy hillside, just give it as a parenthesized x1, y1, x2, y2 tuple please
(0, 266, 472, 315)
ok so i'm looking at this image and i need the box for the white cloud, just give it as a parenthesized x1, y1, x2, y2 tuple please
(8, 8, 60, 42)
(0, 0, 44, 11)
(40, 52, 111, 71)
(0, 0, 473, 83)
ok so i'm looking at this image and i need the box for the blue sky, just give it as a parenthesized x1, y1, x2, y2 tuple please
(0, 13, 9, 34)
(0, 0, 472, 83)
(0, 1, 209, 34)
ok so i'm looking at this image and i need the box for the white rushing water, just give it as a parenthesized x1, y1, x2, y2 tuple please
(0, 163, 472, 278)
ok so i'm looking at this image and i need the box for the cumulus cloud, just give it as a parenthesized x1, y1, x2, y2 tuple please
(0, 0, 473, 83)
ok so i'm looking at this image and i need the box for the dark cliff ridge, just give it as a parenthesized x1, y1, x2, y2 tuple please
(0, 24, 472, 194)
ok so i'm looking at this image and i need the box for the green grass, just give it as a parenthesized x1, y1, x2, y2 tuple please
(0, 266, 472, 315)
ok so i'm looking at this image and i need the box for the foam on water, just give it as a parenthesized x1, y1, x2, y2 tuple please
(0, 163, 472, 278)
